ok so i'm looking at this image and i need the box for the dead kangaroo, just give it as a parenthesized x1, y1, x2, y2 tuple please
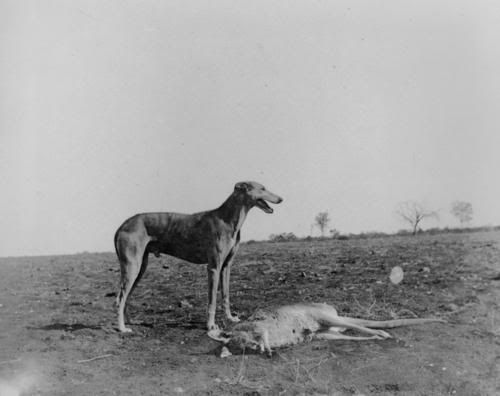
(208, 303, 445, 356)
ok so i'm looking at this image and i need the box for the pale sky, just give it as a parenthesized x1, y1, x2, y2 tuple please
(1, 1, 500, 256)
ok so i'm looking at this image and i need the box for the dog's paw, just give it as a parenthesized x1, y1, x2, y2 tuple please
(226, 314, 240, 323)
(119, 327, 133, 333)
(207, 328, 222, 339)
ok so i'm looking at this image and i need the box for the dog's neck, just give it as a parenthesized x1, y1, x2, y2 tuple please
(217, 192, 251, 234)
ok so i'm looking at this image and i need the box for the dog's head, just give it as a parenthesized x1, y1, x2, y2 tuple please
(234, 181, 283, 213)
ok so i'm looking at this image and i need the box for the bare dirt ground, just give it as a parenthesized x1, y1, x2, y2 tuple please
(1, 231, 499, 395)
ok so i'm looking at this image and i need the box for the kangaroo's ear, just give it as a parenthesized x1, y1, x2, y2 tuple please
(235, 182, 249, 192)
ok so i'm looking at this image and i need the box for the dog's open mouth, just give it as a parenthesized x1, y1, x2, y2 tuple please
(256, 199, 273, 213)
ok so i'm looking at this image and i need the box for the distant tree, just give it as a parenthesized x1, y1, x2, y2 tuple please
(396, 201, 438, 235)
(315, 211, 330, 237)
(450, 201, 473, 226)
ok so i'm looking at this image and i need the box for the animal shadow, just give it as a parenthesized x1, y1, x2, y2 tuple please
(158, 320, 206, 330)
(28, 323, 102, 331)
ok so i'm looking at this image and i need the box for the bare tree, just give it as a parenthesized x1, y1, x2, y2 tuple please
(315, 211, 330, 237)
(396, 201, 438, 235)
(450, 201, 473, 226)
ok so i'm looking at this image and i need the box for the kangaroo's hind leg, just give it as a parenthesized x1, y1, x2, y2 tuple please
(311, 305, 392, 339)
(315, 329, 386, 341)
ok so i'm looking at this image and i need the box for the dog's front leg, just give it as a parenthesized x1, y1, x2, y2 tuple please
(220, 249, 240, 323)
(207, 257, 222, 332)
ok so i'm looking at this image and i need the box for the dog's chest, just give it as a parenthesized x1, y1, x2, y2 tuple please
(223, 229, 240, 252)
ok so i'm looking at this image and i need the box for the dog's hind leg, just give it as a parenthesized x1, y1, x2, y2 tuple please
(124, 251, 150, 325)
(116, 235, 149, 333)
(117, 258, 139, 332)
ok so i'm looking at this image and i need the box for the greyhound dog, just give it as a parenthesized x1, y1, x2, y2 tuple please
(209, 303, 445, 356)
(114, 181, 283, 333)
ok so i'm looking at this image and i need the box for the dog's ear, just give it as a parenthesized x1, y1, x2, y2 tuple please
(235, 182, 249, 192)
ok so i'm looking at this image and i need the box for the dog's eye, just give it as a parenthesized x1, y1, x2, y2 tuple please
(236, 183, 249, 191)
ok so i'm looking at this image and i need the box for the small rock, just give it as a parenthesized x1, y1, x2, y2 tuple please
(389, 266, 404, 285)
(220, 346, 232, 358)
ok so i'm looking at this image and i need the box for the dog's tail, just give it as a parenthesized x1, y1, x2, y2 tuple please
(342, 317, 446, 328)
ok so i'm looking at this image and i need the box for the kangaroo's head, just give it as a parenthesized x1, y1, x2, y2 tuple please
(208, 327, 268, 354)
